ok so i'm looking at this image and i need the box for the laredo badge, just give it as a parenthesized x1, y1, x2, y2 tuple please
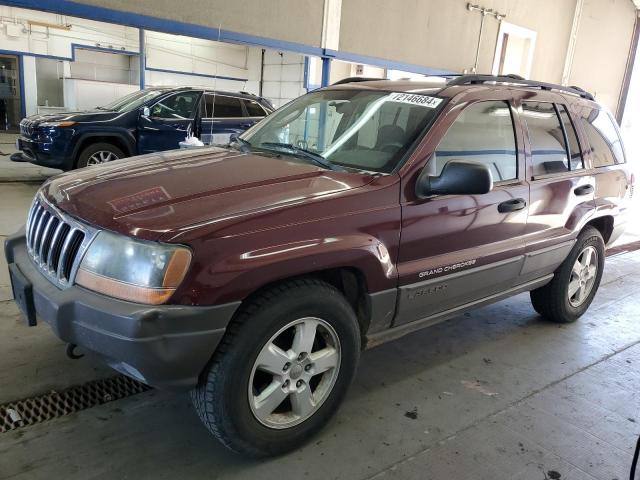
(388, 92, 442, 108)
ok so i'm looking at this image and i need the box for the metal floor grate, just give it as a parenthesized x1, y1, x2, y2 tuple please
(0, 375, 150, 433)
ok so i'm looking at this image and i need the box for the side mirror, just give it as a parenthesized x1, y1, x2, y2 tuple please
(416, 159, 493, 198)
(141, 106, 150, 117)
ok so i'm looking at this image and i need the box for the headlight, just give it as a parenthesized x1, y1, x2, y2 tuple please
(38, 121, 76, 128)
(75, 231, 192, 304)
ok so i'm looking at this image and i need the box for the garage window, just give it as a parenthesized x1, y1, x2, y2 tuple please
(579, 108, 626, 167)
(522, 101, 570, 176)
(431, 100, 517, 182)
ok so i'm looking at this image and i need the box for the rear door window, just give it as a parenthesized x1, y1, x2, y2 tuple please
(579, 108, 625, 167)
(522, 102, 570, 176)
(204, 95, 244, 118)
(431, 100, 518, 182)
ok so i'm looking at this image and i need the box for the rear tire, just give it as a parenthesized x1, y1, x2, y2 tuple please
(530, 226, 605, 323)
(191, 278, 360, 457)
(76, 143, 124, 168)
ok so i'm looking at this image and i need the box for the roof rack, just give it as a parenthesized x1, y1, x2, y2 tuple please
(446, 74, 595, 101)
(332, 76, 384, 86)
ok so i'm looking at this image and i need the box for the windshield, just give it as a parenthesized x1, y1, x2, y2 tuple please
(240, 89, 443, 173)
(98, 89, 167, 112)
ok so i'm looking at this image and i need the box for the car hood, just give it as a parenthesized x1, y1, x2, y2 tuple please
(40, 148, 375, 241)
(26, 110, 124, 125)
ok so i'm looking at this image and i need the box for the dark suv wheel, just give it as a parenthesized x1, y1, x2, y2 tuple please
(191, 278, 361, 457)
(76, 142, 124, 168)
(530, 226, 605, 323)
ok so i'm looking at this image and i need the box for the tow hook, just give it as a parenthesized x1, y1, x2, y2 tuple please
(66, 343, 85, 360)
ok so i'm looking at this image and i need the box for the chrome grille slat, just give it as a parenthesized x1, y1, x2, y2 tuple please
(28, 205, 43, 250)
(25, 195, 97, 288)
(57, 227, 78, 280)
(38, 216, 56, 260)
(46, 221, 65, 270)
(32, 209, 48, 254)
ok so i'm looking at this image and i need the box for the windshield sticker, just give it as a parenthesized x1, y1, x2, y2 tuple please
(388, 93, 442, 108)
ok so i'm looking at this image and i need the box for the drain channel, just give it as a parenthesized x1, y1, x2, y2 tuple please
(0, 375, 150, 433)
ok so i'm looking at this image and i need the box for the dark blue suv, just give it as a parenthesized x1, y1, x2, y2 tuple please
(16, 87, 274, 170)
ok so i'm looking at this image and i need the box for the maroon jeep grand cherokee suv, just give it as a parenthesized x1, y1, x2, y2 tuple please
(5, 75, 632, 456)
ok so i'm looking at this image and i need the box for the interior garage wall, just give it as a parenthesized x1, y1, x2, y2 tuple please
(261, 50, 307, 108)
(568, 0, 637, 113)
(73, 0, 324, 48)
(338, 0, 575, 83)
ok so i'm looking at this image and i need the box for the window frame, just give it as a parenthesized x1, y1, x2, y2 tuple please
(430, 99, 521, 187)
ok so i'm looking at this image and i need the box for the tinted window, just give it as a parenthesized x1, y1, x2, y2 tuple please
(431, 101, 517, 181)
(522, 102, 569, 176)
(244, 100, 266, 117)
(557, 105, 583, 170)
(150, 91, 199, 119)
(579, 108, 625, 167)
(204, 95, 243, 118)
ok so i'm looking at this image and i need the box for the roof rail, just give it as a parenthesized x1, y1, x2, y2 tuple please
(446, 74, 595, 101)
(332, 76, 384, 86)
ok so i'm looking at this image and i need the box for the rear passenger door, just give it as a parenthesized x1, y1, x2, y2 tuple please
(397, 97, 530, 325)
(200, 94, 253, 145)
(519, 98, 595, 283)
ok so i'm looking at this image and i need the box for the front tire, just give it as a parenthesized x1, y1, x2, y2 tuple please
(76, 142, 124, 168)
(191, 278, 361, 457)
(530, 226, 605, 323)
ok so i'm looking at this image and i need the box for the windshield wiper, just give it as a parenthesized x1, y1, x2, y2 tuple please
(258, 142, 343, 171)
(95, 106, 113, 111)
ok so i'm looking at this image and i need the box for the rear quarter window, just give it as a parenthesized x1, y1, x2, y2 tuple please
(579, 108, 625, 167)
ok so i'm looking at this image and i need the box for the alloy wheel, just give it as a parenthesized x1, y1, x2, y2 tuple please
(86, 150, 119, 165)
(248, 317, 341, 429)
(568, 245, 598, 307)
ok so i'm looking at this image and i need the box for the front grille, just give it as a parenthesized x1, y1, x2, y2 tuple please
(25, 197, 94, 288)
(19, 119, 35, 137)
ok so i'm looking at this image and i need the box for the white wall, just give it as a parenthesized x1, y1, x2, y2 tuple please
(62, 78, 137, 111)
(22, 55, 37, 116)
(261, 50, 307, 108)
(0, 6, 307, 118)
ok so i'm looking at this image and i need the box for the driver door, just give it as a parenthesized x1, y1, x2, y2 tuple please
(138, 90, 202, 153)
(396, 97, 530, 325)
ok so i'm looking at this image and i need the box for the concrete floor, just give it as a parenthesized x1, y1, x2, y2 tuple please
(1, 170, 640, 479)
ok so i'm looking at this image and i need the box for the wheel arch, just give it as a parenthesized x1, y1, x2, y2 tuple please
(584, 215, 614, 244)
(233, 267, 374, 349)
(72, 132, 136, 166)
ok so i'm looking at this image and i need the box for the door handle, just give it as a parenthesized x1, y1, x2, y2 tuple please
(498, 198, 527, 213)
(574, 184, 594, 196)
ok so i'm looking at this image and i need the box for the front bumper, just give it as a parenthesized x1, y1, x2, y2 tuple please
(5, 232, 239, 391)
(17, 135, 70, 169)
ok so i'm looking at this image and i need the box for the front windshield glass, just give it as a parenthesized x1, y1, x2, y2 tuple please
(98, 89, 167, 112)
(240, 89, 443, 173)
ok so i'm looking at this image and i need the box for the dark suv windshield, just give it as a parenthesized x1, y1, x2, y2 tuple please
(98, 89, 167, 112)
(240, 89, 443, 173)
